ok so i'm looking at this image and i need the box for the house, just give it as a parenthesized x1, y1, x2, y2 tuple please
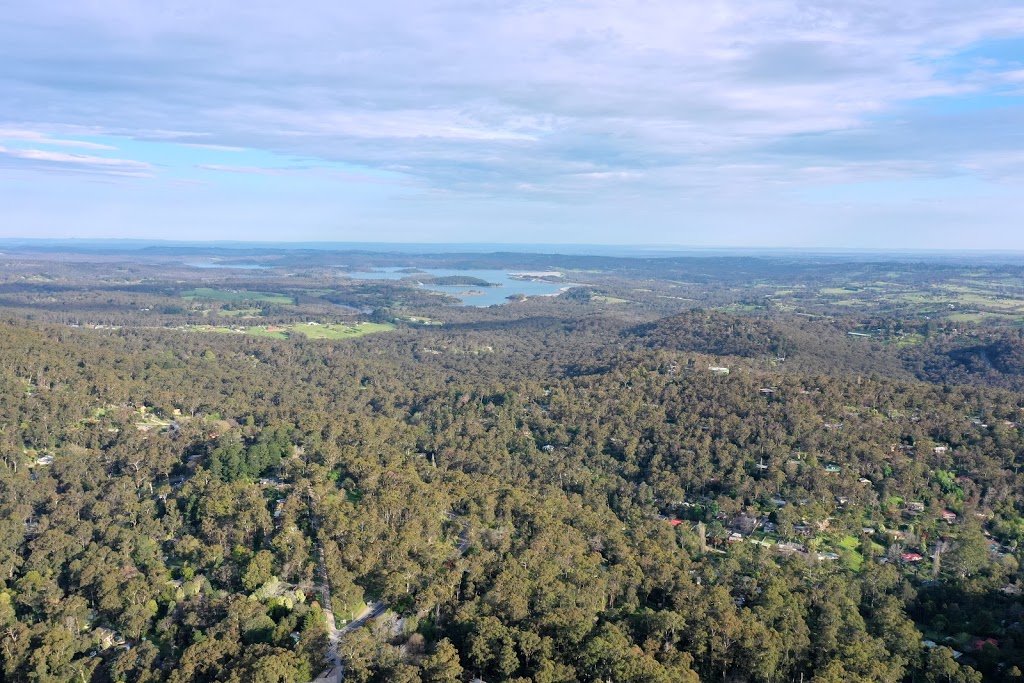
(824, 463, 842, 473)
(933, 445, 949, 455)
(777, 541, 806, 555)
(901, 552, 923, 563)
(667, 519, 684, 527)
(972, 638, 999, 652)
(734, 514, 758, 534)
(709, 366, 730, 375)
(34, 455, 54, 466)
(905, 501, 926, 513)
(93, 628, 127, 650)
(759, 387, 776, 396)
(941, 510, 957, 524)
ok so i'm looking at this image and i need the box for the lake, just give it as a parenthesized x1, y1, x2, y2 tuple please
(340, 268, 573, 306)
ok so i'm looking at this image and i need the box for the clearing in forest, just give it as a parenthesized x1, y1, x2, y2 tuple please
(181, 287, 295, 305)
(184, 322, 395, 340)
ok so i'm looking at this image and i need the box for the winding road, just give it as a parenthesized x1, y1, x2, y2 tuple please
(307, 502, 469, 683)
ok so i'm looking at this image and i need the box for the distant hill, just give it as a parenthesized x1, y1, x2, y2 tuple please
(903, 331, 1024, 389)
(627, 310, 910, 377)
(628, 310, 783, 358)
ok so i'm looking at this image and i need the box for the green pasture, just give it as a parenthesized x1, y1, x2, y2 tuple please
(182, 288, 294, 305)
(291, 322, 395, 339)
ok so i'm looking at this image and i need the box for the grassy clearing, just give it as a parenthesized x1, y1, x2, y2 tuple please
(836, 535, 865, 570)
(889, 333, 926, 348)
(842, 549, 864, 571)
(402, 316, 443, 325)
(217, 308, 263, 317)
(769, 277, 1024, 327)
(182, 288, 294, 305)
(947, 312, 1023, 323)
(592, 295, 630, 304)
(246, 328, 290, 339)
(192, 325, 288, 338)
(336, 599, 367, 624)
(291, 322, 395, 339)
(838, 535, 859, 549)
(183, 322, 393, 340)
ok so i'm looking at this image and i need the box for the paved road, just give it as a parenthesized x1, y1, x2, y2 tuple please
(308, 488, 343, 683)
(339, 602, 388, 634)
(447, 511, 471, 555)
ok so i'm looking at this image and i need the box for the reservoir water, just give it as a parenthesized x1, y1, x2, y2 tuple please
(340, 268, 573, 306)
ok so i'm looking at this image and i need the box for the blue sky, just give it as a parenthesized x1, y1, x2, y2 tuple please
(1, 1, 1023, 248)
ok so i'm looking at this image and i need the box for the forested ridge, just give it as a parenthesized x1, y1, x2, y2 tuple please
(0, 308, 1022, 683)
(1, 248, 1024, 683)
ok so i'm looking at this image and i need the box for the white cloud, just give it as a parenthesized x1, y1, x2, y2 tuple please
(0, 144, 152, 177)
(1, 0, 1023, 242)
(196, 164, 289, 175)
(0, 128, 116, 150)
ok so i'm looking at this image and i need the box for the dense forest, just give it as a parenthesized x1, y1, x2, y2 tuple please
(1, 248, 1023, 682)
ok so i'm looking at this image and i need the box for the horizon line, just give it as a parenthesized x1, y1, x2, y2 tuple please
(2, 237, 1023, 255)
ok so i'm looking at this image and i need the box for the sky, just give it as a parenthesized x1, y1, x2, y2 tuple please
(1, 1, 1023, 248)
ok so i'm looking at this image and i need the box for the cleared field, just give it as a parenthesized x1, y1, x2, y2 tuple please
(189, 325, 287, 338)
(946, 312, 1024, 324)
(217, 308, 263, 317)
(291, 322, 394, 339)
(760, 273, 1024, 328)
(185, 322, 394, 340)
(592, 295, 630, 304)
(889, 333, 926, 348)
(182, 288, 294, 305)
(246, 327, 290, 339)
